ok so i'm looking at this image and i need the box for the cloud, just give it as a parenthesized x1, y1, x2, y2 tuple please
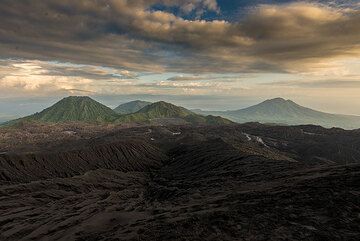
(242, 3, 360, 69)
(0, 60, 142, 97)
(0, 1, 359, 74)
(167, 74, 250, 81)
(0, 59, 243, 97)
(167, 75, 205, 81)
(261, 79, 360, 88)
(59, 88, 96, 94)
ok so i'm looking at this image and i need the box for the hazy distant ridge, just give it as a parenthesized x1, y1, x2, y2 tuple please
(114, 100, 151, 114)
(194, 98, 360, 129)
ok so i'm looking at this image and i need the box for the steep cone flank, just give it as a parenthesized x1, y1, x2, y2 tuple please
(9, 96, 119, 124)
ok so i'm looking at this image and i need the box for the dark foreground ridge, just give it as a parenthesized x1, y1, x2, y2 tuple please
(0, 123, 359, 240)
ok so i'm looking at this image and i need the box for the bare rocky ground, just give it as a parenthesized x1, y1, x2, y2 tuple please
(0, 123, 359, 240)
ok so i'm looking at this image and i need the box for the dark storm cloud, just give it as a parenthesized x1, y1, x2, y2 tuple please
(0, 0, 359, 73)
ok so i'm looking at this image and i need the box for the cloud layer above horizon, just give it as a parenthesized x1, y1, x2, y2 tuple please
(1, 0, 359, 73)
(0, 0, 360, 114)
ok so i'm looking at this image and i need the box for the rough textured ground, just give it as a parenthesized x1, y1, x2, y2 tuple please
(0, 124, 359, 240)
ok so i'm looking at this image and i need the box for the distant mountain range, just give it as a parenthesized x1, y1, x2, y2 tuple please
(193, 98, 360, 129)
(4, 96, 231, 126)
(114, 100, 151, 114)
(4, 96, 360, 129)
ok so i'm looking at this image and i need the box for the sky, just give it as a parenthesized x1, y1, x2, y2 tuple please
(0, 0, 360, 119)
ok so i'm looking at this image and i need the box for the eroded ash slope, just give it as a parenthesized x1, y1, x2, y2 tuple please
(0, 124, 359, 240)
